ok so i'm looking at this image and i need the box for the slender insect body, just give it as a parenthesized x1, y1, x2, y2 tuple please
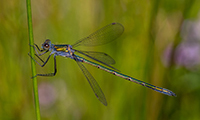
(30, 23, 176, 106)
(75, 55, 176, 97)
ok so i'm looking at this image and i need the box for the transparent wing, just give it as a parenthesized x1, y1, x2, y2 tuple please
(74, 50, 118, 71)
(72, 23, 124, 47)
(75, 56, 107, 106)
(75, 50, 115, 64)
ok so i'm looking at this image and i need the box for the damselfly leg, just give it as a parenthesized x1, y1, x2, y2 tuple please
(29, 44, 57, 78)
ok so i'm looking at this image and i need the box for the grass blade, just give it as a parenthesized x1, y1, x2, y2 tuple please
(26, 0, 41, 119)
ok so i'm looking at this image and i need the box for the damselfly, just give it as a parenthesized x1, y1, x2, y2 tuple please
(29, 23, 176, 106)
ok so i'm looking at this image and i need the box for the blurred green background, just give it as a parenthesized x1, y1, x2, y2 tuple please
(1, 0, 200, 120)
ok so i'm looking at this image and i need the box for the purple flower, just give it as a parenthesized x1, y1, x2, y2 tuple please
(38, 82, 57, 107)
(175, 42, 200, 70)
(162, 19, 200, 70)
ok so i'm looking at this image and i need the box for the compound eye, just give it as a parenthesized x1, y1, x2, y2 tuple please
(43, 43, 49, 49)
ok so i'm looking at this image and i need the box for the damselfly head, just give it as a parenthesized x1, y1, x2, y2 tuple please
(42, 39, 51, 50)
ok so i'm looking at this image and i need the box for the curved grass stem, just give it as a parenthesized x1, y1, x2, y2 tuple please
(26, 0, 41, 119)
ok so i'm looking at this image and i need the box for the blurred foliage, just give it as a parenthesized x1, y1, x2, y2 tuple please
(1, 0, 200, 120)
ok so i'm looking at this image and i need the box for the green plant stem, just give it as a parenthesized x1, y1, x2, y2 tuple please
(26, 0, 41, 119)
